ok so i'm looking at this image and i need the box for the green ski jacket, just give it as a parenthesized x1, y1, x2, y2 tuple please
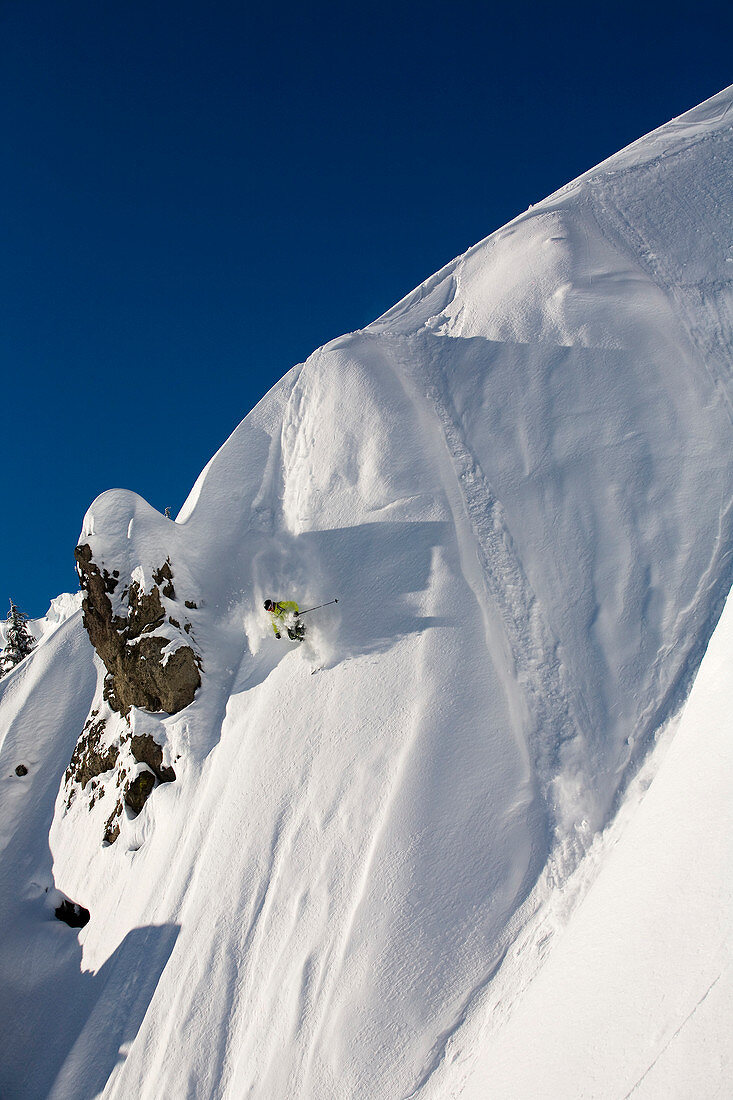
(267, 601, 300, 636)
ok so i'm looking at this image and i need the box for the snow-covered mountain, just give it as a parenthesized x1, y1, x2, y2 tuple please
(1, 86, 731, 1099)
(0, 592, 81, 652)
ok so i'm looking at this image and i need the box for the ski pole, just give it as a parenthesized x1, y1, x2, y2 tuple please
(297, 599, 338, 617)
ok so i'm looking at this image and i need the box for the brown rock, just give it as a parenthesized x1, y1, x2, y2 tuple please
(130, 734, 176, 783)
(65, 715, 119, 790)
(75, 544, 200, 715)
(152, 560, 176, 600)
(125, 770, 156, 815)
(103, 801, 122, 845)
(126, 582, 166, 638)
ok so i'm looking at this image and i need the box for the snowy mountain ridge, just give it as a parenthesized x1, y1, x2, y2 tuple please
(0, 591, 81, 653)
(0, 86, 732, 1098)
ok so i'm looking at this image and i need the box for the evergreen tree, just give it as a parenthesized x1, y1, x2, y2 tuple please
(1, 600, 36, 676)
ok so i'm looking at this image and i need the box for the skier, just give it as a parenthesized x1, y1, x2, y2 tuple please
(264, 599, 305, 641)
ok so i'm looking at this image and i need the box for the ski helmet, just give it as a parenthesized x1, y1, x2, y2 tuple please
(264, 599, 274, 611)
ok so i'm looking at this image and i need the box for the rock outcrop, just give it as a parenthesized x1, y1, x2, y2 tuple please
(130, 733, 176, 783)
(65, 711, 119, 793)
(124, 770, 156, 814)
(64, 713, 177, 845)
(74, 544, 201, 715)
(54, 897, 90, 928)
(103, 802, 123, 846)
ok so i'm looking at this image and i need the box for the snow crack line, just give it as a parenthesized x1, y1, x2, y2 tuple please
(396, 334, 586, 820)
(623, 972, 723, 1098)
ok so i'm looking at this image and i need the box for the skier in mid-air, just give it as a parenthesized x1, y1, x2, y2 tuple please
(264, 599, 306, 641)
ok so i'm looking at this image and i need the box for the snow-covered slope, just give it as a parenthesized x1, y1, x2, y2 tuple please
(449, 587, 733, 1099)
(1, 87, 732, 1099)
(0, 591, 81, 652)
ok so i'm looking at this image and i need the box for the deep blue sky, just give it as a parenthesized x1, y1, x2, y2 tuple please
(2, 0, 731, 616)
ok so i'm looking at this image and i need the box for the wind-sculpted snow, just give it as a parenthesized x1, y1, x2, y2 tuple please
(0, 87, 732, 1099)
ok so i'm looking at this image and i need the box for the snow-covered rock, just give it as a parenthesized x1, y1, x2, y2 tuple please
(0, 85, 731, 1099)
(73, 533, 201, 715)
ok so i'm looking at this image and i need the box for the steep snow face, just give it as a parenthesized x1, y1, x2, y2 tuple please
(429, 584, 733, 1100)
(1, 87, 732, 1099)
(0, 611, 98, 1098)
